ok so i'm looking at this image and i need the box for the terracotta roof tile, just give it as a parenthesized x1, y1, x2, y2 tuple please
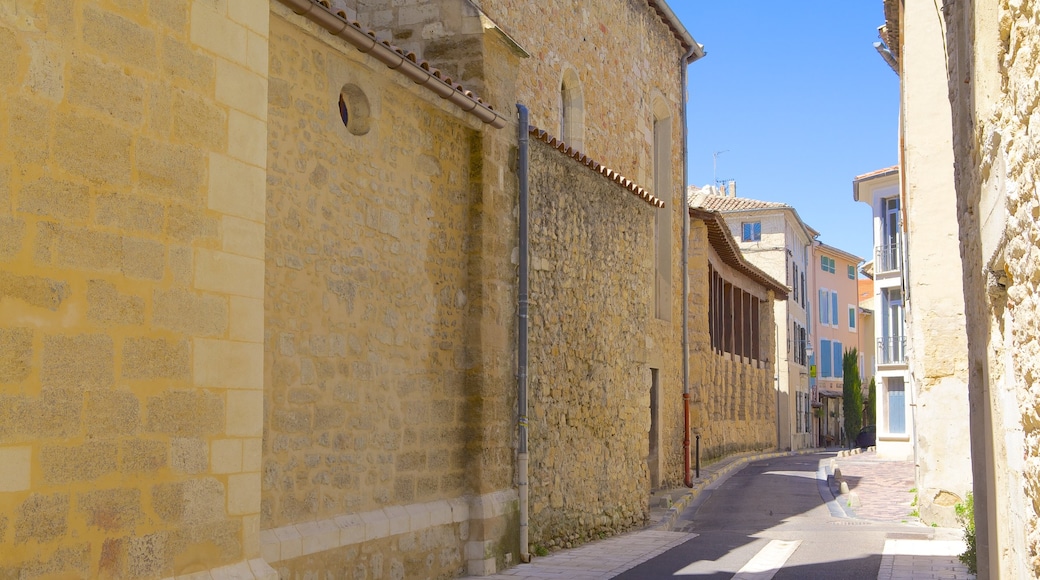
(689, 191, 790, 213)
(529, 126, 664, 208)
(853, 165, 899, 182)
(689, 207, 789, 299)
(279, 0, 504, 127)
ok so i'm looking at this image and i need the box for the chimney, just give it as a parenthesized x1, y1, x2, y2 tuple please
(728, 180, 737, 198)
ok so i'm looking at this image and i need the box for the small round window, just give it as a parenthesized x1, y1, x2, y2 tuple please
(338, 84, 371, 136)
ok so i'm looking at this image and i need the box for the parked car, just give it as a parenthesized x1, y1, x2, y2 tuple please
(855, 424, 876, 448)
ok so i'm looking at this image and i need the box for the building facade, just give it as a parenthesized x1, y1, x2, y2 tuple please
(862, 0, 974, 530)
(811, 243, 863, 447)
(0, 1, 788, 578)
(945, 0, 1040, 576)
(690, 188, 815, 451)
(853, 168, 913, 461)
(689, 208, 786, 462)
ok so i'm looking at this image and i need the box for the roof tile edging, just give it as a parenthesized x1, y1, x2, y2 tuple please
(529, 126, 664, 209)
(279, 0, 506, 128)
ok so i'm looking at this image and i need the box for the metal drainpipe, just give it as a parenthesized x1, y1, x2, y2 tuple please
(516, 104, 531, 563)
(681, 45, 697, 488)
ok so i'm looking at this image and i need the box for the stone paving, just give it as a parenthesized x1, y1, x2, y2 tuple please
(483, 449, 975, 579)
(829, 450, 919, 522)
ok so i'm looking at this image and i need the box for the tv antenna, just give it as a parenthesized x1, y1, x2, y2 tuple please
(713, 150, 731, 191)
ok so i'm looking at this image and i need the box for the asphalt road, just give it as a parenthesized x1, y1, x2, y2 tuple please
(613, 453, 923, 579)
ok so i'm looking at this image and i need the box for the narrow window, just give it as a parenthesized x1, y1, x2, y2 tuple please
(887, 377, 906, 433)
(831, 290, 839, 327)
(652, 108, 672, 321)
(741, 221, 761, 242)
(820, 339, 832, 377)
(560, 69, 584, 151)
(849, 306, 857, 330)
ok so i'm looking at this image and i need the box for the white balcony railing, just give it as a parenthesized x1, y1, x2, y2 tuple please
(875, 241, 902, 273)
(877, 336, 906, 365)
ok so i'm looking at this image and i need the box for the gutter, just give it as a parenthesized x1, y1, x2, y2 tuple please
(276, 0, 508, 129)
(516, 104, 531, 563)
(681, 43, 697, 488)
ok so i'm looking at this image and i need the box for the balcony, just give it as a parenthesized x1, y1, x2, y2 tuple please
(878, 336, 907, 365)
(875, 241, 902, 274)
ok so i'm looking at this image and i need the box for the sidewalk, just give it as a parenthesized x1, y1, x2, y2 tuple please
(484, 448, 817, 580)
(826, 450, 974, 580)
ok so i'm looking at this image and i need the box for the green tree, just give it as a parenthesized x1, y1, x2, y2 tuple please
(864, 377, 876, 426)
(842, 348, 863, 447)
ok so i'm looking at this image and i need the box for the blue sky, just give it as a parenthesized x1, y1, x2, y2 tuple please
(673, 2, 899, 261)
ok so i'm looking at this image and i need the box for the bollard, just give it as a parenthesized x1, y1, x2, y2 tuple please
(695, 434, 700, 478)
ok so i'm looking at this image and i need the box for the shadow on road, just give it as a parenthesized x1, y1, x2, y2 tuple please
(614, 453, 884, 579)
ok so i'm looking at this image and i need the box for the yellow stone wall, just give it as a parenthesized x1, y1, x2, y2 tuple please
(264, 11, 490, 527)
(525, 138, 657, 549)
(261, 6, 522, 576)
(687, 220, 777, 460)
(0, 0, 270, 577)
(946, 0, 1040, 576)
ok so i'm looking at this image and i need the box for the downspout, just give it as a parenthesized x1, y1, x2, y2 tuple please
(516, 104, 531, 563)
(680, 44, 698, 488)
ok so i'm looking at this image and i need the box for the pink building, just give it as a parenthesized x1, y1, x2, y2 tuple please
(811, 243, 864, 446)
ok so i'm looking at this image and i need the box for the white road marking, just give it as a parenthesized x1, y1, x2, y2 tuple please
(882, 539, 967, 557)
(731, 539, 801, 580)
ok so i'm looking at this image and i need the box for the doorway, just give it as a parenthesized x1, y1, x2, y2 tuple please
(648, 369, 660, 488)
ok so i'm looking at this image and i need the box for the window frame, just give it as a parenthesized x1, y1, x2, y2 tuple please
(742, 221, 762, 242)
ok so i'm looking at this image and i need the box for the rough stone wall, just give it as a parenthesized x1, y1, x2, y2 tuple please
(0, 1, 270, 577)
(525, 139, 655, 550)
(945, 0, 1037, 576)
(478, 0, 691, 530)
(687, 220, 777, 460)
(265, 10, 506, 523)
(263, 9, 520, 576)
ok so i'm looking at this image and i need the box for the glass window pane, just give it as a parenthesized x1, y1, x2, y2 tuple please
(888, 379, 906, 433)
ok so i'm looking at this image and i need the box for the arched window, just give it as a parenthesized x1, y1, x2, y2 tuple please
(560, 68, 584, 151)
(652, 99, 672, 320)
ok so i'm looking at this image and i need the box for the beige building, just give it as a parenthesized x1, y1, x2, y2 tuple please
(853, 168, 913, 462)
(690, 188, 815, 451)
(0, 1, 788, 578)
(811, 243, 863, 447)
(859, 0, 973, 531)
(944, 0, 1040, 577)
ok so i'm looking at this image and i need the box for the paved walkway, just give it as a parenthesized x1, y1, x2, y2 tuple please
(483, 448, 975, 580)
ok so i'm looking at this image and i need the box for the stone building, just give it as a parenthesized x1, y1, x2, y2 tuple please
(688, 208, 786, 461)
(943, 0, 1040, 576)
(690, 187, 816, 451)
(862, 0, 974, 530)
(853, 168, 913, 461)
(0, 1, 787, 578)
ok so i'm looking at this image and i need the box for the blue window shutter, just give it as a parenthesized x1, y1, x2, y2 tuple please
(754, 222, 761, 240)
(834, 341, 843, 378)
(742, 223, 751, 241)
(819, 290, 827, 325)
(849, 307, 856, 329)
(831, 290, 839, 326)
(821, 339, 831, 377)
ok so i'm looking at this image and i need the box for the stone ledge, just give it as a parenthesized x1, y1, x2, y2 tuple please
(259, 489, 517, 564)
(164, 558, 277, 580)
